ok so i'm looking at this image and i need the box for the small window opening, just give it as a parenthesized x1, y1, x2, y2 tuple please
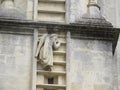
(48, 78, 54, 84)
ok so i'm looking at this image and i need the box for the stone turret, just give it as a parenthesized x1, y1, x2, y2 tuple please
(75, 0, 112, 27)
(0, 0, 25, 19)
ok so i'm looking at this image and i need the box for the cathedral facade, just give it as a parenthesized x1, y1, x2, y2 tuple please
(0, 0, 120, 90)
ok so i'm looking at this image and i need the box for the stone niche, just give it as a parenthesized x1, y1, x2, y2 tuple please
(70, 39, 114, 90)
(0, 31, 33, 90)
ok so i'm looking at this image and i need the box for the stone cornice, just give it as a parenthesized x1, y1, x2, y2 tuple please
(0, 18, 117, 30)
(0, 18, 118, 37)
(0, 18, 119, 53)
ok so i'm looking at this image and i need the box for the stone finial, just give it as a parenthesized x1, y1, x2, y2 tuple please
(74, 0, 112, 27)
(87, 0, 101, 18)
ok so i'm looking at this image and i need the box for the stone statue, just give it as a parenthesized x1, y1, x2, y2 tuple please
(35, 34, 61, 71)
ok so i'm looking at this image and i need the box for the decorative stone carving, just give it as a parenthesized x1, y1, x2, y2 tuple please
(35, 34, 61, 71)
(0, 0, 25, 19)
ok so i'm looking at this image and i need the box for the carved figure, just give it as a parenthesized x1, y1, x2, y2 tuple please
(35, 34, 61, 71)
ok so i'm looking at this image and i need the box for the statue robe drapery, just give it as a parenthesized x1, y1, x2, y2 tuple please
(35, 34, 61, 70)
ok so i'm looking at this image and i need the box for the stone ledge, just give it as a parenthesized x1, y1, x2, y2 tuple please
(0, 18, 119, 54)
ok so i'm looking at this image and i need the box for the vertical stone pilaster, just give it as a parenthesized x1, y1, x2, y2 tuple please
(32, 29, 38, 90)
(66, 31, 71, 90)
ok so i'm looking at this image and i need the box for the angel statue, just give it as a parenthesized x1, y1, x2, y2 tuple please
(35, 34, 61, 71)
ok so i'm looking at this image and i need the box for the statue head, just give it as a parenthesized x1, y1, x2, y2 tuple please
(50, 34, 61, 49)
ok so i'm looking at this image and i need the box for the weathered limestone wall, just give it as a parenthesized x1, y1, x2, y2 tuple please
(98, 0, 116, 27)
(0, 0, 28, 18)
(15, 0, 27, 14)
(70, 0, 88, 23)
(100, 0, 120, 28)
(114, 34, 120, 90)
(70, 39, 114, 90)
(0, 33, 33, 90)
(115, 0, 120, 28)
(26, 0, 33, 20)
